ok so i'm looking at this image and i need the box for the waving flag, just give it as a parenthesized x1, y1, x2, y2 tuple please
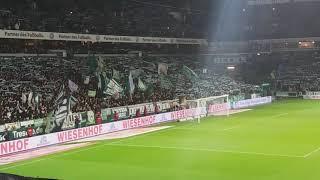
(129, 72, 135, 95)
(104, 79, 123, 96)
(68, 80, 78, 92)
(158, 63, 168, 75)
(138, 78, 147, 91)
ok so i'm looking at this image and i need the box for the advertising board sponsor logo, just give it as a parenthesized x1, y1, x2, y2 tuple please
(208, 103, 229, 113)
(37, 135, 50, 147)
(159, 113, 168, 122)
(170, 108, 203, 120)
(57, 125, 103, 143)
(109, 122, 117, 132)
(122, 116, 156, 129)
(0, 139, 29, 155)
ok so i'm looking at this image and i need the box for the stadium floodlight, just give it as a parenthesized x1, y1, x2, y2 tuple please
(227, 66, 235, 70)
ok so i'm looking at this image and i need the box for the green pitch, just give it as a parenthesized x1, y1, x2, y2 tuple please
(2, 99, 320, 180)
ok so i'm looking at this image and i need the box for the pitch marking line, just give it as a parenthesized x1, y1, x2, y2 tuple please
(303, 146, 320, 158)
(220, 126, 240, 131)
(108, 143, 304, 158)
(270, 113, 289, 118)
(0, 125, 178, 171)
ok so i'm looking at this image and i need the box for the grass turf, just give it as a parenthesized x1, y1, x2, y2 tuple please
(1, 99, 320, 179)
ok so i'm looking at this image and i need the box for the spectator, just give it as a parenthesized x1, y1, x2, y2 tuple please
(113, 111, 119, 121)
(95, 112, 102, 125)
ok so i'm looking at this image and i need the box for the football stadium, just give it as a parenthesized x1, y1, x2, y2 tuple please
(2, 0, 320, 179)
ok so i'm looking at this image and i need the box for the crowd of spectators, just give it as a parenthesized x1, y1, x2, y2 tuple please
(0, 0, 208, 39)
(0, 55, 256, 124)
(277, 61, 320, 92)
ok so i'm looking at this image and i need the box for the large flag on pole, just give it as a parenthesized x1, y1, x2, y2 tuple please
(158, 63, 168, 75)
(68, 80, 78, 93)
(87, 54, 98, 73)
(160, 75, 173, 90)
(21, 93, 27, 104)
(138, 78, 147, 91)
(104, 79, 123, 96)
(49, 95, 77, 132)
(270, 70, 276, 79)
(84, 76, 90, 85)
(113, 69, 121, 80)
(129, 72, 135, 95)
(182, 65, 198, 80)
(54, 85, 65, 107)
(27, 91, 33, 107)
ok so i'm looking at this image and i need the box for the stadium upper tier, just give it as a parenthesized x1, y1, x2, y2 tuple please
(0, 0, 208, 39)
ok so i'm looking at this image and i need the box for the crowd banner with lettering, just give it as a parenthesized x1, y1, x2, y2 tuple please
(101, 100, 179, 122)
(303, 92, 320, 99)
(231, 96, 272, 109)
(128, 103, 154, 117)
(0, 30, 207, 45)
(112, 106, 129, 119)
(303, 91, 320, 99)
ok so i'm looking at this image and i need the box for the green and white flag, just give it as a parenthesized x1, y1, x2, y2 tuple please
(113, 69, 121, 80)
(87, 54, 98, 73)
(84, 76, 90, 85)
(138, 78, 147, 91)
(182, 65, 198, 80)
(270, 70, 276, 79)
(96, 73, 108, 90)
(104, 79, 123, 96)
(158, 63, 168, 75)
(129, 72, 135, 95)
(88, 90, 97, 97)
(160, 75, 173, 90)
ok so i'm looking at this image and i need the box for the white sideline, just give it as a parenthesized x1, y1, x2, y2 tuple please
(0, 126, 176, 171)
(303, 146, 320, 158)
(108, 143, 304, 158)
(221, 126, 239, 131)
(270, 113, 289, 118)
(0, 112, 301, 171)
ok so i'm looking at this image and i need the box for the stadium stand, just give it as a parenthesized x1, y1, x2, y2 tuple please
(0, 55, 256, 124)
(0, 0, 208, 38)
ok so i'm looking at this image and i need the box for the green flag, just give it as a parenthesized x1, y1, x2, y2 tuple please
(160, 75, 173, 90)
(87, 54, 98, 73)
(138, 78, 147, 91)
(113, 69, 121, 80)
(145, 84, 154, 98)
(104, 79, 123, 96)
(88, 90, 97, 97)
(182, 65, 198, 81)
(129, 72, 135, 95)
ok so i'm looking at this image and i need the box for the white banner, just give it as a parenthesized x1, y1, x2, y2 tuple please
(303, 95, 320, 100)
(306, 91, 320, 96)
(231, 96, 272, 109)
(0, 30, 207, 45)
